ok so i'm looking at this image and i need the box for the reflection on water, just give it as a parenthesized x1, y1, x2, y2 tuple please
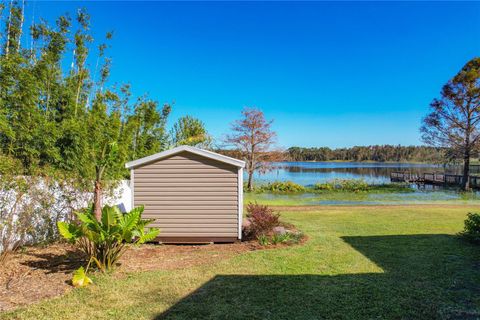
(252, 162, 443, 185)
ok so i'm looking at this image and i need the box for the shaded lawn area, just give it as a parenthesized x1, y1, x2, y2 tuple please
(3, 206, 480, 320)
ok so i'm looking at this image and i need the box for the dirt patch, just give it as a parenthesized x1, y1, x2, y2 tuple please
(0, 243, 83, 312)
(118, 241, 257, 273)
(0, 241, 260, 312)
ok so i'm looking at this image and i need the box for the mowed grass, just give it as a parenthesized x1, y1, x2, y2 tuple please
(244, 189, 480, 206)
(3, 205, 480, 320)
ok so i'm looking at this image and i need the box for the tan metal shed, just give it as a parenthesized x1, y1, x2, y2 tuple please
(125, 146, 245, 243)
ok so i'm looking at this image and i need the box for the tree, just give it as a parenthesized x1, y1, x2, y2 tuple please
(0, 4, 173, 221)
(225, 107, 276, 191)
(421, 58, 480, 190)
(170, 115, 211, 148)
(127, 98, 171, 159)
(284, 145, 444, 163)
(85, 91, 129, 220)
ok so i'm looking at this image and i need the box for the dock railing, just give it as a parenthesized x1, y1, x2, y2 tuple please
(391, 171, 480, 189)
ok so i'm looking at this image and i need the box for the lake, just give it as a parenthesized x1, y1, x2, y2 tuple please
(246, 162, 480, 204)
(251, 161, 442, 185)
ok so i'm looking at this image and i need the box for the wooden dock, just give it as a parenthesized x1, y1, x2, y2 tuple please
(390, 172, 480, 189)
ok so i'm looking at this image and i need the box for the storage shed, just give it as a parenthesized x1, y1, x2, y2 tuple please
(125, 146, 245, 243)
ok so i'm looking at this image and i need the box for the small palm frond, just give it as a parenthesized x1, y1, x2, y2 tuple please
(136, 218, 155, 230)
(119, 210, 140, 232)
(77, 211, 100, 231)
(137, 228, 160, 244)
(101, 205, 119, 228)
(112, 205, 123, 222)
(57, 222, 82, 241)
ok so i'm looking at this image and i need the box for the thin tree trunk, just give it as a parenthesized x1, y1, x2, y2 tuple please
(462, 150, 471, 191)
(248, 143, 255, 191)
(29, 0, 35, 60)
(5, 0, 13, 56)
(93, 180, 102, 220)
(75, 81, 81, 116)
(463, 115, 472, 191)
(70, 49, 76, 73)
(247, 171, 253, 191)
(45, 77, 50, 115)
(16, 0, 24, 51)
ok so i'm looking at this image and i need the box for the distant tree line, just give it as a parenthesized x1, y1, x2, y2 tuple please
(285, 145, 447, 163)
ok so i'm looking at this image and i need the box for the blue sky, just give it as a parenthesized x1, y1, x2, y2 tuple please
(31, 1, 480, 148)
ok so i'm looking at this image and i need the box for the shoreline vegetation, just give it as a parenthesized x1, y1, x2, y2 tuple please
(246, 180, 415, 194)
(244, 180, 480, 206)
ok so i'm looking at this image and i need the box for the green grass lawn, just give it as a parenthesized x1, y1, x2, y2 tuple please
(244, 189, 480, 206)
(3, 205, 480, 320)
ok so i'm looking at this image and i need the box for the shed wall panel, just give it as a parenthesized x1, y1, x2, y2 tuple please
(133, 151, 239, 238)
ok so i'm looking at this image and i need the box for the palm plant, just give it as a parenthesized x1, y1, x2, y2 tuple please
(58, 205, 159, 271)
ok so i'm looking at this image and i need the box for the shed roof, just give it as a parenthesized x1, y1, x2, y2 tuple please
(125, 145, 246, 169)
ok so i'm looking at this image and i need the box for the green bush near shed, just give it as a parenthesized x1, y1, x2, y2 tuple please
(58, 205, 159, 272)
(459, 212, 480, 243)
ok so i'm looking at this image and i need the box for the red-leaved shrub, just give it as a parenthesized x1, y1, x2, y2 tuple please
(244, 202, 280, 239)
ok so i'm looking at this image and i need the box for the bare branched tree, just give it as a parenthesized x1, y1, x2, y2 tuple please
(225, 107, 277, 191)
(421, 58, 480, 190)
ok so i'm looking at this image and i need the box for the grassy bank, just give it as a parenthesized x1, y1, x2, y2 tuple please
(4, 205, 480, 319)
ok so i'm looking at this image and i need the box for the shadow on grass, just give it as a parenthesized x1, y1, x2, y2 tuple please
(154, 234, 480, 320)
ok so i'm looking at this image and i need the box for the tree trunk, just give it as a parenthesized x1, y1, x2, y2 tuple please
(462, 151, 471, 191)
(93, 180, 102, 220)
(16, 0, 24, 52)
(247, 171, 254, 191)
(5, 0, 13, 56)
(74, 81, 81, 116)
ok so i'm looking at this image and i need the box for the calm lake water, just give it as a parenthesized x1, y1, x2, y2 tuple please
(246, 162, 480, 204)
(252, 162, 442, 185)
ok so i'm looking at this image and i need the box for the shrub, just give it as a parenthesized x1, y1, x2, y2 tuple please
(287, 231, 305, 244)
(258, 234, 270, 246)
(313, 182, 335, 191)
(270, 181, 305, 193)
(271, 232, 292, 244)
(244, 202, 280, 239)
(314, 179, 370, 192)
(58, 205, 159, 271)
(259, 231, 304, 246)
(253, 181, 306, 193)
(460, 212, 480, 243)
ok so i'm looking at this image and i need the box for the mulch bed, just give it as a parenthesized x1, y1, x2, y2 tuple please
(0, 240, 263, 312)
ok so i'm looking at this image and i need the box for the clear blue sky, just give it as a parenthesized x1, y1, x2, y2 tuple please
(32, 1, 480, 148)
